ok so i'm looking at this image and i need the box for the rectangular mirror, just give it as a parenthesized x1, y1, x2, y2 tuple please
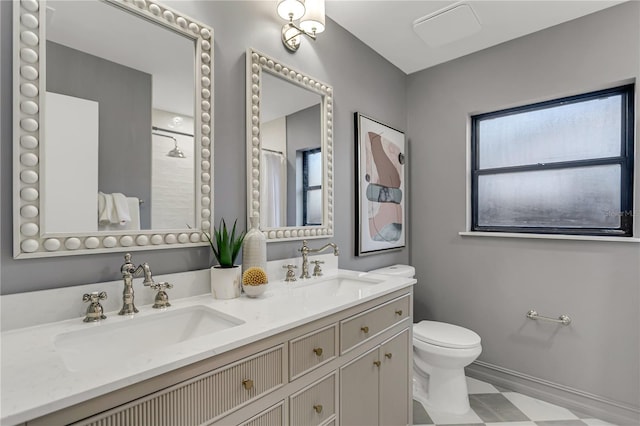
(13, 0, 214, 258)
(246, 49, 334, 242)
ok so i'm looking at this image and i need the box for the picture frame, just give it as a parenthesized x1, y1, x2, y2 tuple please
(354, 113, 407, 256)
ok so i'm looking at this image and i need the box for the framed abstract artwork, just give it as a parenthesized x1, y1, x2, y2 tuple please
(354, 113, 407, 256)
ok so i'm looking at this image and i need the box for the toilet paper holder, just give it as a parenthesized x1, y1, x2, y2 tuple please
(526, 309, 572, 326)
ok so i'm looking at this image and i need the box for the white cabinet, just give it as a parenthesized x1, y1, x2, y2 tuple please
(340, 294, 410, 353)
(68, 346, 286, 426)
(26, 289, 412, 426)
(340, 347, 380, 426)
(379, 330, 410, 426)
(289, 372, 337, 426)
(238, 401, 286, 426)
(340, 330, 410, 426)
(289, 324, 338, 380)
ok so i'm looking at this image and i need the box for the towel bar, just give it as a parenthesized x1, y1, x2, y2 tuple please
(526, 309, 571, 326)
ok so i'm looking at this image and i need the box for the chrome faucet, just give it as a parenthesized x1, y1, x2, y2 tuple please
(118, 253, 156, 315)
(299, 240, 339, 279)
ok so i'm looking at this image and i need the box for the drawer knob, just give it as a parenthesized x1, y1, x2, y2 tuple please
(373, 360, 381, 367)
(385, 353, 393, 359)
(242, 379, 254, 390)
(360, 326, 369, 333)
(313, 347, 323, 356)
(313, 404, 323, 414)
(395, 309, 403, 316)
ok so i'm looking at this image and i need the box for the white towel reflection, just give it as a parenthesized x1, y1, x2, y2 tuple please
(261, 150, 286, 227)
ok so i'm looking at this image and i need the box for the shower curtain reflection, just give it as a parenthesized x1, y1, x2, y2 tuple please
(261, 150, 287, 228)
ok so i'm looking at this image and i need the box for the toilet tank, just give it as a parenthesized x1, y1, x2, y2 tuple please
(368, 264, 415, 278)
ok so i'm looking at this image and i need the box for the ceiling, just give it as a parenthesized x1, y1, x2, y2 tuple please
(325, 1, 627, 75)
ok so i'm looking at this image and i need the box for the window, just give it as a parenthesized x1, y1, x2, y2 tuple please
(471, 85, 634, 237)
(302, 148, 322, 225)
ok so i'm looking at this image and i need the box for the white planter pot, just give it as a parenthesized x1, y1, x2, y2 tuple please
(210, 266, 241, 299)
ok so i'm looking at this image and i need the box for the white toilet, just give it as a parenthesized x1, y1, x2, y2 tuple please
(369, 264, 482, 415)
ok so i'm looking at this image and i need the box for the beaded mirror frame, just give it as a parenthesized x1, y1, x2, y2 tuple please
(246, 48, 334, 242)
(13, 0, 214, 258)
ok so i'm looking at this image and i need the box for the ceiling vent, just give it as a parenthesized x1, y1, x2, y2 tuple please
(413, 2, 482, 48)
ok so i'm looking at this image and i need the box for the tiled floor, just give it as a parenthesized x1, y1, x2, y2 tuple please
(413, 377, 617, 426)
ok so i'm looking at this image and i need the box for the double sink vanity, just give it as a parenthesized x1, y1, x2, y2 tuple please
(1, 256, 415, 425)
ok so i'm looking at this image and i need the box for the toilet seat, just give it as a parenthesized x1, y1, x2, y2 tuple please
(414, 321, 481, 349)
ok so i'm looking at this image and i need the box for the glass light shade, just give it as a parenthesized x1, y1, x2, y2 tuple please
(277, 0, 306, 21)
(300, 0, 325, 33)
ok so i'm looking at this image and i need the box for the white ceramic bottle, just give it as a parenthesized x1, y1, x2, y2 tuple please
(242, 214, 267, 274)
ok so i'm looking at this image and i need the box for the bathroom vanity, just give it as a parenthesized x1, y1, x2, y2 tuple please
(1, 267, 415, 426)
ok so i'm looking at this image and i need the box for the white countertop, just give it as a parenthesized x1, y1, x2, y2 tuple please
(1, 268, 414, 425)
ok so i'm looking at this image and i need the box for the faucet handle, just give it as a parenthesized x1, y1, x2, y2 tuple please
(282, 264, 298, 282)
(149, 282, 173, 309)
(149, 281, 173, 291)
(82, 291, 107, 322)
(83, 291, 107, 303)
(311, 260, 325, 277)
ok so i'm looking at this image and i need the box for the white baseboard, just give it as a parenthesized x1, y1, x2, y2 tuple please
(466, 361, 640, 426)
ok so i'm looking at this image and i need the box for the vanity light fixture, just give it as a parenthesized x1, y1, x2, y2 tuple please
(277, 0, 325, 52)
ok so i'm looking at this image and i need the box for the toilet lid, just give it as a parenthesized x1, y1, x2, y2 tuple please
(413, 321, 481, 349)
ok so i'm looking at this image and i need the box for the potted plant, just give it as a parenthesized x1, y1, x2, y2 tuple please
(205, 218, 246, 299)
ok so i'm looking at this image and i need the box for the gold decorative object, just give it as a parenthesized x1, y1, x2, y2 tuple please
(242, 267, 268, 286)
(242, 267, 268, 298)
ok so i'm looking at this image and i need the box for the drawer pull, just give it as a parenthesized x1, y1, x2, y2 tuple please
(395, 309, 403, 316)
(313, 347, 323, 356)
(385, 353, 393, 359)
(360, 326, 369, 333)
(242, 379, 254, 390)
(373, 360, 381, 367)
(313, 404, 323, 414)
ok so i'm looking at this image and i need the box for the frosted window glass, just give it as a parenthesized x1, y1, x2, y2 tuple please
(479, 95, 621, 169)
(306, 189, 322, 224)
(477, 165, 621, 228)
(307, 150, 322, 187)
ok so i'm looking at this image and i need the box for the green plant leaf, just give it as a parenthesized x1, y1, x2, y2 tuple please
(207, 218, 245, 268)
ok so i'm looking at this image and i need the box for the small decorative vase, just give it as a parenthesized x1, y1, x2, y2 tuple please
(242, 214, 267, 273)
(242, 283, 268, 298)
(210, 266, 241, 299)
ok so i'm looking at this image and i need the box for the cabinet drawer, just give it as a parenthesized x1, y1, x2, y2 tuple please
(238, 401, 285, 426)
(73, 345, 285, 426)
(290, 372, 337, 426)
(290, 324, 337, 379)
(340, 294, 410, 353)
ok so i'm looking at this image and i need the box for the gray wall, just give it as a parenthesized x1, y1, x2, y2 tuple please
(407, 1, 639, 412)
(0, 1, 408, 294)
(47, 41, 152, 228)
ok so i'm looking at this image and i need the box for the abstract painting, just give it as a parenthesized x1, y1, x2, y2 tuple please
(355, 113, 406, 256)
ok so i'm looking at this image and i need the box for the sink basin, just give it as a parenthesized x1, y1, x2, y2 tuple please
(54, 305, 244, 372)
(294, 274, 385, 299)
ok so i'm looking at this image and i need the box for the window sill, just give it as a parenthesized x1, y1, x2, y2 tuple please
(458, 231, 640, 243)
